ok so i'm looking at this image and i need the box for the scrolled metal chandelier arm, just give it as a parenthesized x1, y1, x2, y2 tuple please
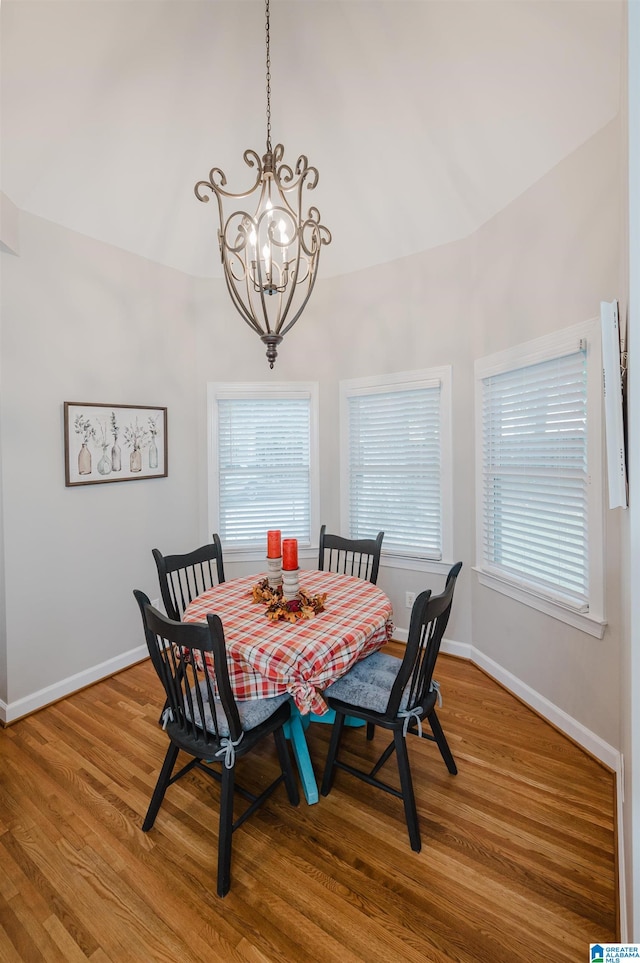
(194, 150, 265, 203)
(194, 0, 331, 368)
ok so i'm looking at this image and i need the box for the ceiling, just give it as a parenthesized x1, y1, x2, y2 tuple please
(0, 0, 624, 280)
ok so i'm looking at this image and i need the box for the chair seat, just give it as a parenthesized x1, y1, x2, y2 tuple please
(324, 651, 411, 715)
(188, 682, 290, 737)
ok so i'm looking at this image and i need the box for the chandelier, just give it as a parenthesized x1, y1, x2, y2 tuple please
(195, 0, 332, 368)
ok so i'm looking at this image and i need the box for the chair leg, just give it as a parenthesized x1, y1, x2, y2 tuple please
(274, 726, 300, 806)
(394, 731, 421, 852)
(320, 711, 346, 796)
(428, 709, 458, 775)
(142, 743, 180, 831)
(217, 763, 235, 898)
(366, 722, 375, 741)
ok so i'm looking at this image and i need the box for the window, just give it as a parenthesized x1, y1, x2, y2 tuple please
(208, 382, 319, 556)
(340, 368, 452, 568)
(475, 320, 605, 636)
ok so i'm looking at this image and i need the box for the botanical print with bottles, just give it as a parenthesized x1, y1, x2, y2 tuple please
(64, 402, 167, 486)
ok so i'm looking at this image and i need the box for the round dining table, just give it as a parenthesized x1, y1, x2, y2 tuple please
(184, 568, 394, 803)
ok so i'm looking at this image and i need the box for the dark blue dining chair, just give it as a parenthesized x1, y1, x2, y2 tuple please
(134, 590, 299, 897)
(152, 534, 225, 622)
(320, 562, 462, 852)
(318, 525, 384, 584)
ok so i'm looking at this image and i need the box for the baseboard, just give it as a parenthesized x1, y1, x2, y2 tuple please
(440, 638, 472, 660)
(0, 644, 148, 725)
(393, 630, 619, 770)
(393, 630, 627, 938)
(394, 630, 471, 661)
(469, 646, 619, 770)
(468, 644, 626, 939)
(616, 756, 628, 941)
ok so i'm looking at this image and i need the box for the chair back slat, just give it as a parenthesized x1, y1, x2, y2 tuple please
(153, 535, 225, 621)
(387, 562, 462, 717)
(318, 525, 384, 585)
(205, 612, 242, 738)
(133, 590, 241, 750)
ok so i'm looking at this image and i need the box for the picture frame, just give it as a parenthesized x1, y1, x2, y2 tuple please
(64, 402, 168, 487)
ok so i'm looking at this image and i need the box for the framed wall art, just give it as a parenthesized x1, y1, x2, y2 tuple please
(64, 402, 168, 487)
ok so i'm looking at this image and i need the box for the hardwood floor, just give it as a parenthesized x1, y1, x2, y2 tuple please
(0, 646, 617, 962)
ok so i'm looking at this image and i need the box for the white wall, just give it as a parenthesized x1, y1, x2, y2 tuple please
(0, 97, 630, 924)
(195, 119, 621, 748)
(311, 234, 475, 647)
(470, 119, 623, 748)
(0, 212, 200, 713)
(0, 116, 622, 745)
(624, 0, 639, 937)
(271, 120, 621, 748)
(0, 194, 20, 706)
(0, 345, 6, 707)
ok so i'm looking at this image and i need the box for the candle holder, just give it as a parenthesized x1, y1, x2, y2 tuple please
(267, 556, 283, 590)
(282, 567, 300, 601)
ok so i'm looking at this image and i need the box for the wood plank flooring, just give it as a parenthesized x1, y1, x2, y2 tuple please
(0, 646, 617, 962)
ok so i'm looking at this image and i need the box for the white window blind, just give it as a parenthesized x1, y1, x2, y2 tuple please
(481, 348, 589, 608)
(347, 383, 443, 558)
(216, 395, 312, 546)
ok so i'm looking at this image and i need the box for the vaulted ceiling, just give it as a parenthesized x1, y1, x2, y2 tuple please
(1, 0, 624, 279)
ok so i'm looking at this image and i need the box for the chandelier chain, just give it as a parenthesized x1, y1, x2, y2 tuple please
(265, 0, 272, 153)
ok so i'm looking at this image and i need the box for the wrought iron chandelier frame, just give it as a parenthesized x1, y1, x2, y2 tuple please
(195, 0, 331, 368)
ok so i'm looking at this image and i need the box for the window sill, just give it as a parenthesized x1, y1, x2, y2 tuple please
(381, 554, 452, 576)
(474, 568, 607, 639)
(222, 546, 316, 566)
(223, 547, 452, 578)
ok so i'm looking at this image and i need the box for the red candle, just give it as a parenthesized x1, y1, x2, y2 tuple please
(267, 530, 282, 558)
(282, 538, 298, 571)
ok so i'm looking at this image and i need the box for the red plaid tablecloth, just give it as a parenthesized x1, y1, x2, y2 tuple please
(183, 569, 394, 715)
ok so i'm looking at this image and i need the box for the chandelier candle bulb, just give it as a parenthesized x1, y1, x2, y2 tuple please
(267, 530, 282, 558)
(282, 538, 298, 571)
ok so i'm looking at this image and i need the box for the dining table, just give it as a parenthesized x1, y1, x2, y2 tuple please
(183, 568, 394, 804)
